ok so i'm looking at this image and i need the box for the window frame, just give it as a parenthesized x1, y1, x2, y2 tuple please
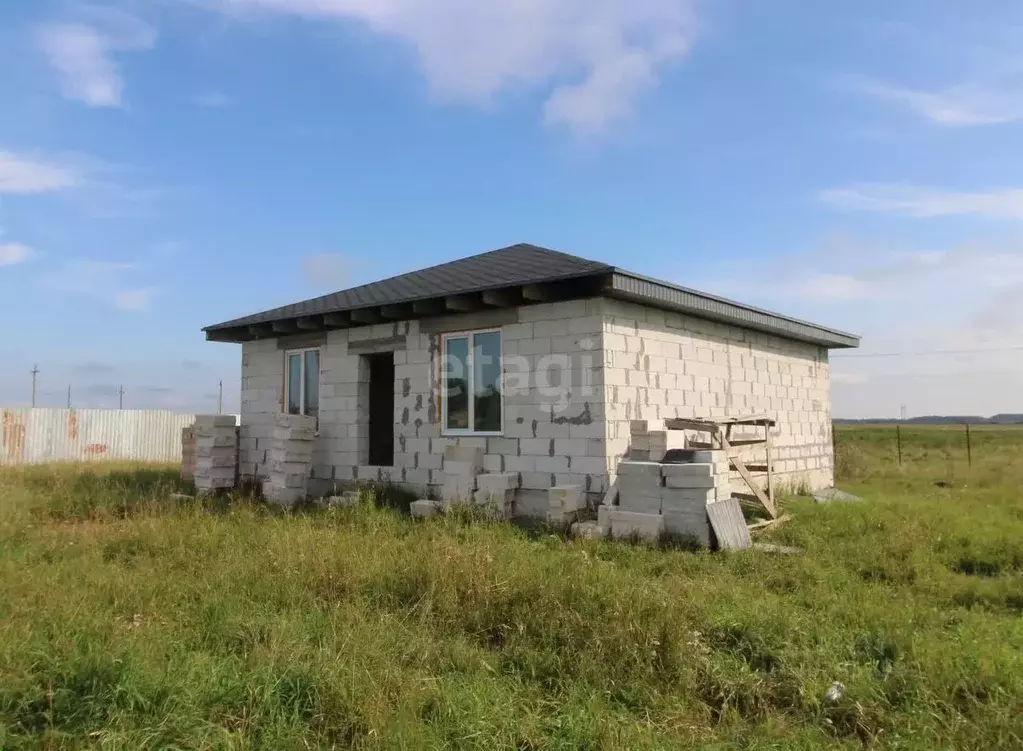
(283, 347, 321, 418)
(440, 328, 504, 437)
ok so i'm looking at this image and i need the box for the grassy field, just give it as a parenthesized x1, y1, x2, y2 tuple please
(0, 427, 1021, 749)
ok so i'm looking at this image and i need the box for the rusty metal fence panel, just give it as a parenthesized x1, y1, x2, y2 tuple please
(0, 408, 197, 465)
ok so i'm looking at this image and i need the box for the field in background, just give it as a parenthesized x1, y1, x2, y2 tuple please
(0, 428, 1021, 749)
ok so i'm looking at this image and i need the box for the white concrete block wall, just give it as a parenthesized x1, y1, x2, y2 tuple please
(237, 295, 836, 510)
(600, 298, 833, 492)
(238, 300, 610, 506)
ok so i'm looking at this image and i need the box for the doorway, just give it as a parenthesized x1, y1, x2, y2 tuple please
(367, 353, 395, 466)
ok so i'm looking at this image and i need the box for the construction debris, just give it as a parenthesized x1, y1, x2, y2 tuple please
(747, 514, 793, 533)
(193, 415, 238, 493)
(752, 543, 802, 556)
(263, 413, 315, 506)
(706, 498, 752, 550)
(813, 488, 862, 504)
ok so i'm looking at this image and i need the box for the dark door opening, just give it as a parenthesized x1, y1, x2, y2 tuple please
(367, 353, 395, 466)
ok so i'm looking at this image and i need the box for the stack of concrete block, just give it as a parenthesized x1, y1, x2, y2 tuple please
(547, 484, 585, 525)
(193, 415, 237, 493)
(628, 420, 684, 462)
(475, 473, 517, 517)
(441, 445, 483, 504)
(263, 413, 316, 506)
(604, 449, 733, 546)
(180, 425, 196, 484)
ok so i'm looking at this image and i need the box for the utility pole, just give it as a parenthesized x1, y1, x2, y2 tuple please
(31, 364, 39, 407)
(217, 380, 223, 414)
(118, 385, 124, 410)
(67, 385, 72, 409)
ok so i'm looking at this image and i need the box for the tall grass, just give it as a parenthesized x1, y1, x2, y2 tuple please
(0, 437, 1021, 749)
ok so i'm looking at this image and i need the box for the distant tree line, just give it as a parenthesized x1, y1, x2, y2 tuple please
(835, 414, 1023, 425)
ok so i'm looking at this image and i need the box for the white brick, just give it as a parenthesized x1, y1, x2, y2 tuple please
(609, 510, 664, 541)
(410, 500, 442, 518)
(548, 485, 585, 513)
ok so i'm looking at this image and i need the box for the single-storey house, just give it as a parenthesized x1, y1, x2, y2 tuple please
(204, 244, 859, 512)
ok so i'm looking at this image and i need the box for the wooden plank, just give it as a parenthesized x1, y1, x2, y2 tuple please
(521, 283, 554, 302)
(722, 432, 776, 519)
(323, 312, 350, 327)
(601, 480, 619, 507)
(748, 514, 792, 533)
(350, 308, 382, 324)
(481, 289, 518, 308)
(411, 299, 445, 316)
(731, 458, 777, 518)
(380, 304, 412, 320)
(739, 464, 770, 473)
(707, 498, 752, 550)
(718, 414, 775, 426)
(765, 424, 775, 513)
(445, 294, 480, 312)
(665, 418, 721, 433)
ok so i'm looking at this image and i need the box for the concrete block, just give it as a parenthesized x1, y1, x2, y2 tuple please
(609, 509, 664, 542)
(195, 445, 237, 459)
(597, 504, 613, 531)
(410, 499, 443, 519)
(270, 460, 310, 475)
(569, 520, 603, 540)
(477, 473, 517, 493)
(444, 459, 481, 477)
(661, 487, 716, 507)
(618, 493, 662, 514)
(661, 463, 714, 478)
(274, 413, 317, 431)
(195, 415, 238, 429)
(404, 468, 431, 487)
(663, 474, 716, 489)
(273, 426, 316, 442)
(195, 434, 237, 448)
(270, 472, 308, 489)
(548, 485, 585, 513)
(441, 476, 476, 502)
(263, 482, 306, 506)
(443, 445, 485, 464)
(617, 461, 663, 477)
(663, 509, 713, 547)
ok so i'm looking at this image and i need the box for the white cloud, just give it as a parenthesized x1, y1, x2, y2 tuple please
(0, 151, 80, 194)
(211, 0, 697, 131)
(37, 9, 155, 108)
(820, 184, 1023, 220)
(854, 79, 1023, 127)
(0, 242, 33, 267)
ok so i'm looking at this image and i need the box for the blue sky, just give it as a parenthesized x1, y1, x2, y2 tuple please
(2, 0, 1023, 418)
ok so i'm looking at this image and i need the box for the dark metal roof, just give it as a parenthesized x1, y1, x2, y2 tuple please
(204, 243, 860, 348)
(206, 244, 612, 329)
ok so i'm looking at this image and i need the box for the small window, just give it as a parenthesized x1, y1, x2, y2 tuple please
(442, 330, 502, 435)
(285, 348, 320, 418)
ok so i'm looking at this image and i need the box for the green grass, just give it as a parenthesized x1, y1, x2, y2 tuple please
(1, 430, 1022, 749)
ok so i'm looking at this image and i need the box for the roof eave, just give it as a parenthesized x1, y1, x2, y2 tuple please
(608, 271, 860, 349)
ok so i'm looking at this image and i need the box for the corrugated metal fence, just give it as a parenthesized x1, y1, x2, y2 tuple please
(0, 408, 197, 465)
